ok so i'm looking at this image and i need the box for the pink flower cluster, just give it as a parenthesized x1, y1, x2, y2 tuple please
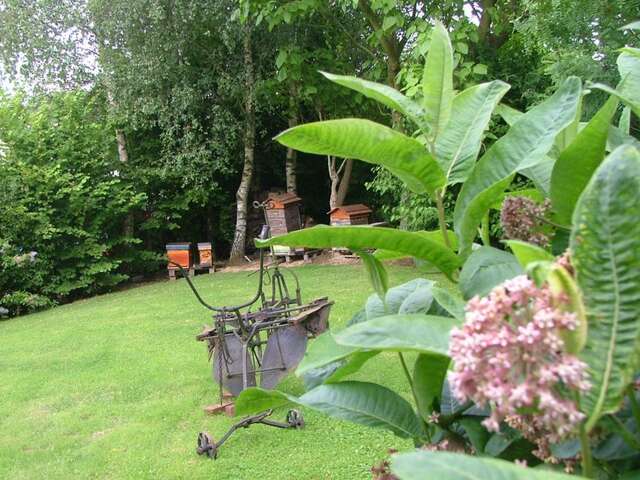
(500, 196, 551, 247)
(449, 275, 590, 458)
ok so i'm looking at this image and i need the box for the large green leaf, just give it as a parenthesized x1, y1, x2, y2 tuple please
(296, 331, 358, 377)
(458, 417, 491, 453)
(392, 451, 577, 480)
(547, 264, 587, 354)
(550, 96, 618, 226)
(622, 21, 640, 31)
(459, 247, 523, 300)
(374, 229, 457, 262)
(321, 72, 430, 135)
(495, 103, 522, 126)
(235, 388, 296, 416)
(423, 21, 453, 140)
(297, 381, 424, 439)
(322, 351, 379, 384)
(237, 382, 425, 440)
(275, 119, 445, 196)
(591, 82, 640, 118)
(619, 107, 631, 134)
(453, 77, 582, 257)
(413, 353, 450, 421)
(617, 48, 640, 116)
(608, 124, 640, 151)
(571, 145, 640, 432)
(432, 286, 466, 321)
(519, 155, 555, 196)
(365, 278, 434, 319)
(357, 250, 389, 301)
(255, 226, 461, 278)
(334, 314, 458, 356)
(504, 240, 555, 268)
(435, 80, 510, 185)
(555, 95, 583, 153)
(298, 278, 438, 386)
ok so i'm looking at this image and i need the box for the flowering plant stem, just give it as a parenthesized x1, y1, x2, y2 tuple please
(398, 352, 431, 441)
(480, 212, 490, 246)
(435, 190, 451, 249)
(398, 352, 420, 412)
(579, 423, 594, 478)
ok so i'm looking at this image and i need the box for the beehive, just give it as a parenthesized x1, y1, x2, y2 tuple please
(328, 204, 372, 226)
(265, 192, 302, 236)
(166, 242, 192, 269)
(166, 242, 194, 280)
(197, 242, 214, 268)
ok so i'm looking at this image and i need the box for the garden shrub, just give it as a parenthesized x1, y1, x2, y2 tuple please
(0, 91, 146, 316)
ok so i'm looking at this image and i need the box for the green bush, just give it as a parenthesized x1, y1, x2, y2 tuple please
(0, 91, 146, 316)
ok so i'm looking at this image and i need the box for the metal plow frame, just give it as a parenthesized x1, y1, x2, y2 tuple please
(172, 225, 332, 459)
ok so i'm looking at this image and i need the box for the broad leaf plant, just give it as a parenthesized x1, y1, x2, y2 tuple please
(236, 22, 640, 480)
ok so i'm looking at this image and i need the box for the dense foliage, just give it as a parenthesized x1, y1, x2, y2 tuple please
(0, 91, 147, 314)
(0, 2, 637, 316)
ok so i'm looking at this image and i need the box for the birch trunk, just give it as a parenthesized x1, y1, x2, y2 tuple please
(115, 128, 134, 237)
(285, 85, 298, 194)
(230, 23, 256, 261)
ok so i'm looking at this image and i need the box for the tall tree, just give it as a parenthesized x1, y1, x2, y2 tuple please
(230, 21, 257, 261)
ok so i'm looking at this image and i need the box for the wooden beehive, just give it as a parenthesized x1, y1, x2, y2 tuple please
(329, 204, 372, 226)
(197, 242, 214, 272)
(166, 243, 192, 269)
(265, 192, 302, 236)
(166, 242, 195, 280)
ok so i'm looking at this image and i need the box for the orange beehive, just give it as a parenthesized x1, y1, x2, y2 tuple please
(166, 243, 192, 270)
(328, 204, 372, 226)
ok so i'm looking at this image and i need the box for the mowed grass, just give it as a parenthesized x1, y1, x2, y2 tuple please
(0, 263, 449, 479)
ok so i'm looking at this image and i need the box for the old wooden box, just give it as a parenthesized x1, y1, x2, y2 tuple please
(329, 204, 372, 226)
(166, 242, 193, 280)
(265, 192, 302, 236)
(197, 242, 214, 272)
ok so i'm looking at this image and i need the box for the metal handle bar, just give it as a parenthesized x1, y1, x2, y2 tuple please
(168, 247, 267, 312)
(169, 225, 273, 312)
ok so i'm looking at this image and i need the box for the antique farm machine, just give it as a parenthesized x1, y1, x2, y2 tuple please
(171, 205, 332, 459)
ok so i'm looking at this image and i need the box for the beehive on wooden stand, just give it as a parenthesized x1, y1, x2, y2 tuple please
(197, 242, 215, 273)
(166, 242, 194, 280)
(328, 204, 372, 226)
(265, 192, 302, 236)
(264, 192, 316, 262)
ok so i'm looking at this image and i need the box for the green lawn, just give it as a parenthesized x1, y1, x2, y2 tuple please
(0, 264, 449, 479)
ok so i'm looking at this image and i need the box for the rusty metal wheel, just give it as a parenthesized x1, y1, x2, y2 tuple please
(286, 409, 305, 429)
(196, 431, 218, 459)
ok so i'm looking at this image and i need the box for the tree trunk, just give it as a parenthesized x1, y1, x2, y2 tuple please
(385, 56, 412, 230)
(328, 157, 353, 209)
(285, 84, 298, 194)
(115, 128, 134, 237)
(230, 23, 256, 261)
(477, 0, 493, 43)
(357, 0, 410, 228)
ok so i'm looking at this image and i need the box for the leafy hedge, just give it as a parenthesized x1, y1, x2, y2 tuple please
(0, 91, 146, 316)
